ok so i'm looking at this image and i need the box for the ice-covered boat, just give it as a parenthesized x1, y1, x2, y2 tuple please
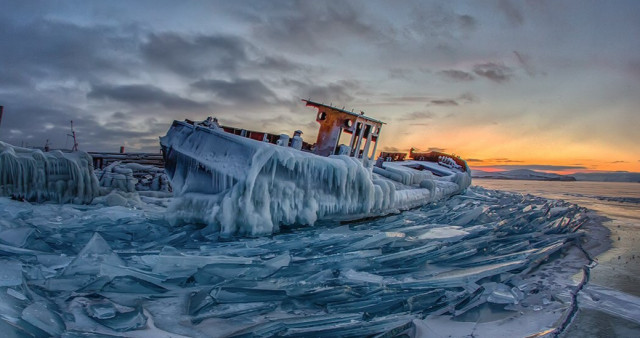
(160, 100, 471, 236)
(0, 141, 99, 203)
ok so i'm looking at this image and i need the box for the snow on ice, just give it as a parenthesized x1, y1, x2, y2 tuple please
(0, 179, 626, 337)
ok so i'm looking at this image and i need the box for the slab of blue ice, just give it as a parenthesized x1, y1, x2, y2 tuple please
(212, 287, 287, 303)
(0, 227, 34, 247)
(0, 260, 22, 287)
(87, 301, 117, 319)
(21, 302, 65, 336)
(63, 233, 125, 276)
(93, 306, 147, 332)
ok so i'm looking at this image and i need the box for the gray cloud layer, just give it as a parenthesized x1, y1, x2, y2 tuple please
(0, 0, 638, 167)
(89, 84, 206, 110)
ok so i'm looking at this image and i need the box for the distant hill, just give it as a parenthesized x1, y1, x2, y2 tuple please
(571, 172, 640, 183)
(473, 169, 640, 183)
(472, 169, 576, 181)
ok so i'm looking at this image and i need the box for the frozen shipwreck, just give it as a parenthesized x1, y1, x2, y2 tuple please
(0, 141, 99, 203)
(160, 100, 471, 236)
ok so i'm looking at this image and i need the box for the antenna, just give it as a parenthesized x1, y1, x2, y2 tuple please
(68, 120, 79, 151)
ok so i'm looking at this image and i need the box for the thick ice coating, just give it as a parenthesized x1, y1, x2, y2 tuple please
(160, 122, 472, 236)
(0, 141, 99, 203)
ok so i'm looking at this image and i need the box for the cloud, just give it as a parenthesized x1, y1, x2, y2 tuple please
(0, 93, 167, 152)
(473, 62, 514, 83)
(247, 1, 390, 51)
(405, 4, 478, 41)
(388, 68, 413, 80)
(142, 32, 304, 78)
(377, 96, 434, 104)
(427, 92, 478, 106)
(285, 79, 360, 104)
(513, 51, 543, 77)
(141, 33, 249, 77)
(398, 111, 435, 121)
(476, 164, 587, 171)
(458, 15, 478, 32)
(0, 17, 138, 87)
(490, 158, 523, 163)
(498, 0, 524, 26)
(191, 78, 279, 105)
(466, 158, 484, 162)
(427, 147, 446, 153)
(88, 84, 206, 110)
(459, 92, 479, 104)
(256, 55, 303, 73)
(430, 99, 458, 106)
(439, 69, 475, 81)
(111, 112, 127, 120)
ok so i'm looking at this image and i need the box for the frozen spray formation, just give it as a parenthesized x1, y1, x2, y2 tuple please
(96, 161, 171, 194)
(0, 141, 99, 203)
(161, 122, 471, 236)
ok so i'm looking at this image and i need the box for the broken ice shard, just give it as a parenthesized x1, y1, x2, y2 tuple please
(63, 232, 125, 276)
(21, 302, 65, 336)
(93, 306, 147, 332)
(0, 227, 34, 247)
(0, 260, 23, 287)
(211, 287, 287, 303)
(86, 301, 117, 319)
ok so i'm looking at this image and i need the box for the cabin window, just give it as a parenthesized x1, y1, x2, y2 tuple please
(318, 112, 327, 120)
(363, 124, 372, 138)
(345, 119, 353, 128)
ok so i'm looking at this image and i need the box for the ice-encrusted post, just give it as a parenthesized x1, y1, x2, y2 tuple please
(277, 134, 289, 147)
(354, 122, 366, 158)
(362, 124, 373, 159)
(291, 130, 303, 150)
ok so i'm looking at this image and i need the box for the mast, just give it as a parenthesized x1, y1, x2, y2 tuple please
(69, 120, 79, 151)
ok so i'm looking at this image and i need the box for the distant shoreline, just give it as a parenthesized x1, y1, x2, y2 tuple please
(472, 169, 640, 183)
(472, 176, 576, 182)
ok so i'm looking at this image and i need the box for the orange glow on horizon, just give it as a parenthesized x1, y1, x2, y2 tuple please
(378, 123, 640, 174)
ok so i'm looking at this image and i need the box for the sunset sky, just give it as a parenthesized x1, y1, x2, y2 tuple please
(1, 1, 638, 173)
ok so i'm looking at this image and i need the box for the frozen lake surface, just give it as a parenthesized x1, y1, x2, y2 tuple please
(0, 183, 616, 337)
(474, 179, 640, 337)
